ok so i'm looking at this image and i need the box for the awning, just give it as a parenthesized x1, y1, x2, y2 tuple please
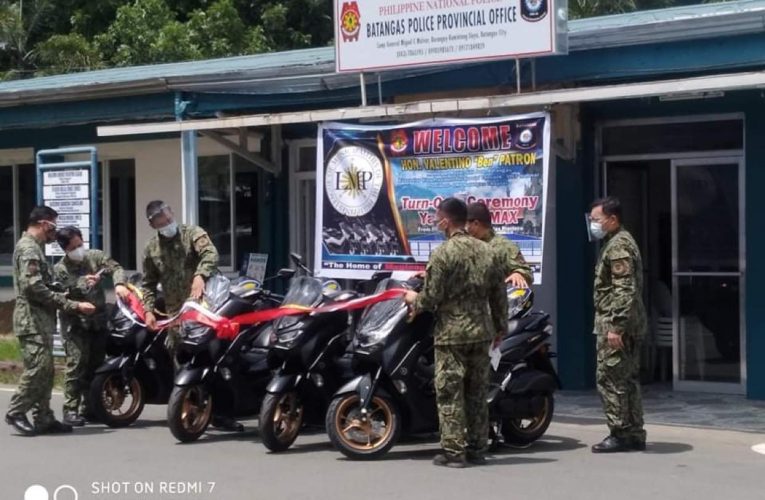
(98, 70, 765, 137)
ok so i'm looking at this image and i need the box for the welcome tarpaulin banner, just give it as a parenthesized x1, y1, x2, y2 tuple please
(315, 113, 550, 283)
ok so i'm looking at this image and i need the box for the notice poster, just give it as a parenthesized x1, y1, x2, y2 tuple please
(316, 113, 549, 283)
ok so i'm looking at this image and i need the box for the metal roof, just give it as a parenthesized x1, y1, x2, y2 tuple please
(0, 0, 764, 105)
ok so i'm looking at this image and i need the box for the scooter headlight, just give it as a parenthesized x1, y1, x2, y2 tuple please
(181, 321, 214, 345)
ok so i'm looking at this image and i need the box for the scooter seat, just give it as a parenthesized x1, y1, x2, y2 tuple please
(326, 290, 359, 302)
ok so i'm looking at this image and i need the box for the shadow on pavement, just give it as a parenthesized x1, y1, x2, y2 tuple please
(642, 441, 693, 454)
(495, 434, 587, 454)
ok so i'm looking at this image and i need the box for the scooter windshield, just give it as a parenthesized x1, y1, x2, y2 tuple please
(282, 276, 324, 308)
(357, 279, 407, 339)
(202, 273, 232, 312)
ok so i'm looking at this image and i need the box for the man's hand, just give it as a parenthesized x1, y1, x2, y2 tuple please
(404, 290, 418, 306)
(77, 302, 96, 315)
(190, 275, 205, 301)
(607, 331, 625, 350)
(492, 335, 503, 350)
(145, 311, 158, 331)
(506, 272, 529, 289)
(85, 274, 102, 288)
(412, 270, 426, 279)
(114, 285, 131, 301)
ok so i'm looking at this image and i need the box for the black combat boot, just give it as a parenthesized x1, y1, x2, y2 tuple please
(466, 449, 488, 465)
(5, 413, 36, 436)
(433, 453, 467, 468)
(63, 412, 86, 427)
(591, 435, 631, 453)
(212, 415, 244, 432)
(36, 419, 73, 434)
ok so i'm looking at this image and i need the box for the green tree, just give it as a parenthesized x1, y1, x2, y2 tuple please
(0, 0, 53, 79)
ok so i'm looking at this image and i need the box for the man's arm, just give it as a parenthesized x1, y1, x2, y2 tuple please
(18, 250, 78, 313)
(501, 240, 533, 285)
(489, 260, 509, 337)
(95, 250, 127, 286)
(414, 250, 447, 314)
(54, 260, 90, 299)
(192, 228, 219, 279)
(603, 249, 637, 336)
(140, 249, 160, 312)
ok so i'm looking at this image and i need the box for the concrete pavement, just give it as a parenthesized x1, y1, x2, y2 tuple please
(1, 387, 763, 500)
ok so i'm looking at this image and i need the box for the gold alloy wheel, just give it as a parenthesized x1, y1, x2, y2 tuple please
(272, 392, 304, 444)
(179, 386, 213, 435)
(101, 375, 142, 421)
(335, 395, 394, 451)
(506, 395, 551, 434)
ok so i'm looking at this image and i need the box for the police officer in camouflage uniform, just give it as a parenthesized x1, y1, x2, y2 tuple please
(466, 202, 533, 287)
(405, 198, 508, 468)
(140, 201, 219, 350)
(5, 207, 96, 436)
(54, 226, 130, 426)
(140, 201, 239, 431)
(590, 196, 647, 453)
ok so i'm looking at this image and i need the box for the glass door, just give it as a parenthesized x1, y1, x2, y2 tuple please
(671, 157, 745, 393)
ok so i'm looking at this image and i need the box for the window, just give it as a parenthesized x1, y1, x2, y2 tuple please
(199, 155, 232, 268)
(289, 141, 317, 270)
(108, 160, 137, 269)
(0, 167, 13, 266)
(0, 163, 35, 268)
(198, 154, 260, 270)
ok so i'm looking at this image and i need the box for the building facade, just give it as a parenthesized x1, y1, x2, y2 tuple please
(1, 2, 764, 397)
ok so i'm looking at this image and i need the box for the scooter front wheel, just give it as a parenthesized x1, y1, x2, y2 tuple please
(167, 385, 213, 443)
(89, 371, 145, 428)
(326, 393, 400, 460)
(259, 392, 304, 452)
(501, 393, 554, 446)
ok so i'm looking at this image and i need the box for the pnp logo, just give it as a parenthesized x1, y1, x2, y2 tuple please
(24, 485, 78, 500)
(340, 2, 361, 42)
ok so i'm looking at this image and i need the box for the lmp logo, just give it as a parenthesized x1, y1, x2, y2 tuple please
(340, 2, 361, 42)
(325, 145, 384, 217)
(24, 485, 78, 500)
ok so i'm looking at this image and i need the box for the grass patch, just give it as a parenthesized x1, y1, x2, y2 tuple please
(0, 335, 21, 361)
(0, 369, 65, 389)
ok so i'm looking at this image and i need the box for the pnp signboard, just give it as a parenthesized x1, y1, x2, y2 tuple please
(334, 0, 568, 72)
(36, 147, 99, 257)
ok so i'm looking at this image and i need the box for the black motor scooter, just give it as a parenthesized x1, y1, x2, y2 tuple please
(166, 269, 293, 442)
(89, 275, 174, 428)
(326, 279, 558, 459)
(257, 253, 387, 452)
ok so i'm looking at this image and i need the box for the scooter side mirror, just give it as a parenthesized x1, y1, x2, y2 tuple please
(290, 253, 303, 266)
(277, 268, 296, 279)
(371, 271, 392, 282)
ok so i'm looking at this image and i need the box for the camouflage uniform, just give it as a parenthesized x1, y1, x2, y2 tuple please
(141, 224, 219, 353)
(7, 233, 80, 427)
(483, 229, 533, 285)
(54, 250, 126, 415)
(415, 231, 507, 457)
(593, 227, 647, 444)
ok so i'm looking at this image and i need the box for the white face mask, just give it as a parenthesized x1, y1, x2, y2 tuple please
(589, 221, 607, 240)
(158, 221, 179, 238)
(67, 246, 87, 262)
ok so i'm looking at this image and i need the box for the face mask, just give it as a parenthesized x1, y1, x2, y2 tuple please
(158, 221, 179, 238)
(589, 221, 607, 240)
(436, 218, 448, 236)
(67, 246, 87, 262)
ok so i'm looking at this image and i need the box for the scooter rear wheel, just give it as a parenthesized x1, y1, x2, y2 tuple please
(259, 392, 304, 452)
(501, 393, 554, 446)
(167, 385, 213, 443)
(89, 372, 145, 428)
(326, 394, 400, 460)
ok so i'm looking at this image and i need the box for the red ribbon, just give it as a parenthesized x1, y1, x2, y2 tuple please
(119, 288, 408, 341)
